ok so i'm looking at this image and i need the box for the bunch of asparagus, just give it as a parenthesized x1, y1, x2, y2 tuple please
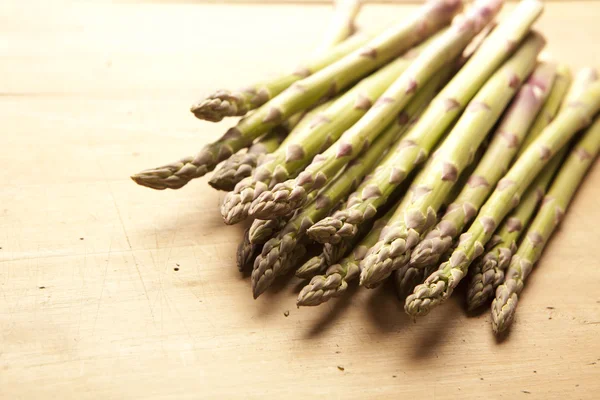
(131, 0, 600, 335)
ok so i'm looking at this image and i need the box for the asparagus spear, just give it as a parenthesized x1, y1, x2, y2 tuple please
(296, 254, 328, 279)
(248, 218, 288, 245)
(406, 63, 557, 272)
(191, 34, 369, 122)
(252, 93, 419, 298)
(192, 0, 364, 122)
(466, 150, 565, 309)
(249, 0, 503, 220)
(297, 201, 402, 306)
(393, 136, 492, 298)
(208, 113, 305, 191)
(237, 229, 259, 272)
(317, 0, 363, 53)
(492, 116, 600, 333)
(220, 38, 434, 225)
(359, 33, 544, 289)
(466, 64, 576, 310)
(135, 0, 460, 191)
(405, 80, 600, 317)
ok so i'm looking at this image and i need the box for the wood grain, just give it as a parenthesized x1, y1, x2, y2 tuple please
(1, 1, 599, 399)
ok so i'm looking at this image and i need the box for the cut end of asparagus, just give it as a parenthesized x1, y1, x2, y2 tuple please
(249, 179, 307, 219)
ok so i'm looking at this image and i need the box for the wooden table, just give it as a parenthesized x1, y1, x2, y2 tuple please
(2, 1, 599, 398)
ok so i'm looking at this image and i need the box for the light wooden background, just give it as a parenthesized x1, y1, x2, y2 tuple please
(1, 1, 599, 399)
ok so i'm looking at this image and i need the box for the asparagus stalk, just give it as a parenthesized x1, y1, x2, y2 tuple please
(251, 96, 416, 298)
(317, 0, 363, 53)
(271, 0, 542, 231)
(359, 33, 544, 289)
(249, 0, 503, 220)
(466, 150, 565, 309)
(135, 0, 461, 191)
(466, 64, 576, 310)
(220, 38, 434, 225)
(405, 80, 600, 317)
(305, 63, 454, 245)
(208, 113, 305, 191)
(406, 63, 557, 271)
(190, 34, 369, 122)
(492, 116, 600, 333)
(297, 201, 402, 306)
(393, 137, 492, 298)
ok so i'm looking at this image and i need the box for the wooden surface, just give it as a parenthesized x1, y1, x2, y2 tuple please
(1, 1, 600, 399)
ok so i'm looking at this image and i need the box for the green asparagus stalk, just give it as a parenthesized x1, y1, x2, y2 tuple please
(317, 0, 363, 53)
(466, 150, 565, 309)
(359, 33, 544, 289)
(190, 34, 369, 122)
(492, 116, 600, 333)
(237, 229, 259, 272)
(305, 63, 454, 245)
(393, 135, 494, 298)
(465, 64, 577, 310)
(220, 35, 438, 225)
(297, 200, 402, 306)
(405, 80, 600, 317)
(249, 0, 503, 220)
(192, 0, 364, 122)
(208, 113, 305, 191)
(251, 96, 415, 298)
(406, 62, 557, 271)
(135, 0, 460, 191)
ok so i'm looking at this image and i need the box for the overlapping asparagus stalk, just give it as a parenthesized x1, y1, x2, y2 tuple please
(405, 80, 600, 317)
(393, 139, 491, 298)
(405, 63, 556, 273)
(465, 151, 565, 308)
(209, 113, 305, 191)
(297, 201, 401, 306)
(220, 37, 436, 225)
(134, 0, 460, 191)
(287, 0, 543, 240)
(465, 64, 576, 310)
(252, 112, 402, 298)
(492, 116, 600, 333)
(249, 0, 503, 220)
(359, 33, 544, 289)
(252, 73, 445, 296)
